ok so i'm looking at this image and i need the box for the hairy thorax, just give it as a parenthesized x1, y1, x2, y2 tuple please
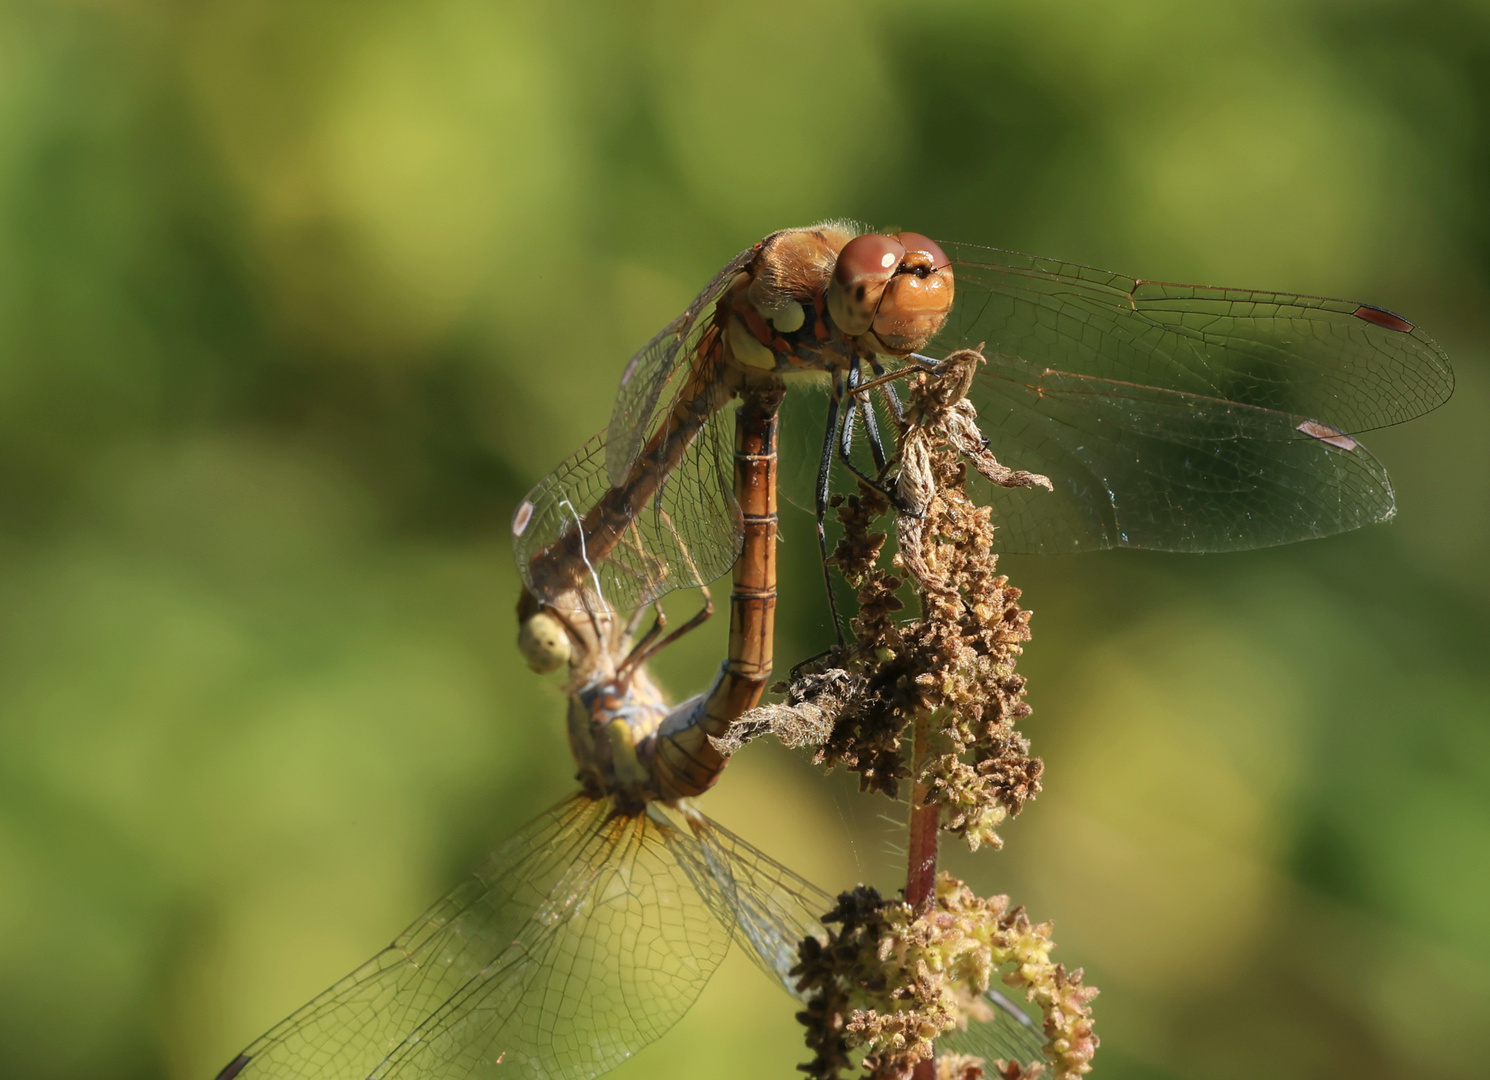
(717, 222, 957, 379)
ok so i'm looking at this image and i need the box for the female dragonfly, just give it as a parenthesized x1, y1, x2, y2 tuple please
(212, 348, 800, 1080)
(210, 601, 818, 1080)
(212, 594, 1049, 1080)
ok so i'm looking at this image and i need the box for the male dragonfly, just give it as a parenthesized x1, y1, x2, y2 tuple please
(513, 223, 1451, 621)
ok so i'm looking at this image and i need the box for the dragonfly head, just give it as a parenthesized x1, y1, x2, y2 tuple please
(517, 610, 572, 673)
(870, 232, 954, 355)
(825, 232, 955, 355)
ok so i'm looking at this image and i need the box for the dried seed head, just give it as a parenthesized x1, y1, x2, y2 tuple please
(771, 346, 1096, 1078)
(761, 346, 1047, 843)
(793, 873, 1097, 1080)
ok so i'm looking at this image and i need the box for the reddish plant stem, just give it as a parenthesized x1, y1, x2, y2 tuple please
(905, 710, 940, 910)
(906, 709, 940, 1080)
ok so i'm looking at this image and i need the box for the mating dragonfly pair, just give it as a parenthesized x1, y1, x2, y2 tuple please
(215, 223, 1452, 1080)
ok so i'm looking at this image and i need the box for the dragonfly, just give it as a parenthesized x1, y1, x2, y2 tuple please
(213, 378, 1049, 1079)
(211, 372, 796, 1080)
(209, 597, 826, 1080)
(515, 379, 788, 799)
(211, 601, 1049, 1080)
(513, 222, 1453, 623)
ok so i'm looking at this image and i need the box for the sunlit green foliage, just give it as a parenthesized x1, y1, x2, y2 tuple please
(0, 2, 1485, 1079)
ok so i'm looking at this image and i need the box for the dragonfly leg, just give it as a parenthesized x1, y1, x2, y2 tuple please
(837, 418, 907, 507)
(621, 588, 715, 678)
(868, 357, 906, 428)
(838, 375, 863, 470)
(787, 645, 841, 683)
(838, 372, 919, 516)
(866, 358, 912, 487)
(623, 601, 669, 670)
(848, 361, 891, 474)
(847, 352, 939, 398)
(816, 382, 848, 646)
(838, 369, 892, 492)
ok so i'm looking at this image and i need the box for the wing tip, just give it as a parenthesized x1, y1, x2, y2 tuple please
(1352, 303, 1414, 334)
(214, 1054, 252, 1080)
(1296, 419, 1359, 451)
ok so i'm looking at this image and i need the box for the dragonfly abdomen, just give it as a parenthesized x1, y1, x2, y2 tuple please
(651, 382, 783, 798)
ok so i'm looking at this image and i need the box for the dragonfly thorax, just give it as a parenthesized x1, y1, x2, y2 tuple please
(720, 223, 956, 378)
(567, 667, 670, 808)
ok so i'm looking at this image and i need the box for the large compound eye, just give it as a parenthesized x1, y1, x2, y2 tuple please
(872, 240, 955, 354)
(826, 233, 905, 335)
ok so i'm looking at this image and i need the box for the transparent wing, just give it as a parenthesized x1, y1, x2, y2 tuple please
(938, 988, 1050, 1072)
(684, 808, 834, 994)
(938, 242, 1452, 434)
(513, 402, 741, 611)
(605, 243, 761, 487)
(214, 795, 736, 1080)
(964, 354, 1400, 554)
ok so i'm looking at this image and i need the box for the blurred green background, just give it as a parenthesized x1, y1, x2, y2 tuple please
(1, 1, 1486, 1078)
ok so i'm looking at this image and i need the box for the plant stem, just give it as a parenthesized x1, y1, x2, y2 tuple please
(905, 709, 940, 910)
(907, 709, 939, 1080)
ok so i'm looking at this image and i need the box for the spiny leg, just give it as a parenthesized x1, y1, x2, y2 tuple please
(620, 505, 718, 675)
(622, 601, 668, 670)
(851, 352, 940, 398)
(839, 363, 919, 515)
(868, 356, 906, 447)
(837, 367, 897, 498)
(849, 360, 891, 474)
(620, 588, 714, 678)
(816, 378, 847, 646)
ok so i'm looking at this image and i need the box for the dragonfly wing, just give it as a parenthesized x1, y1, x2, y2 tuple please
(681, 808, 835, 995)
(938, 242, 1452, 435)
(966, 355, 1399, 554)
(215, 794, 735, 1080)
(938, 988, 1050, 1071)
(217, 796, 607, 1080)
(605, 243, 761, 487)
(513, 403, 742, 611)
(368, 798, 737, 1080)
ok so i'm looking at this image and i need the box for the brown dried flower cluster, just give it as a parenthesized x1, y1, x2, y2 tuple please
(792, 873, 1097, 1080)
(767, 348, 1096, 1079)
(896, 348, 1052, 598)
(933, 1054, 989, 1080)
(741, 350, 1048, 850)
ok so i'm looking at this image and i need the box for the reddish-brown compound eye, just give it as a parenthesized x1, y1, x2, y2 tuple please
(872, 247, 955, 354)
(826, 233, 905, 335)
(894, 232, 950, 271)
